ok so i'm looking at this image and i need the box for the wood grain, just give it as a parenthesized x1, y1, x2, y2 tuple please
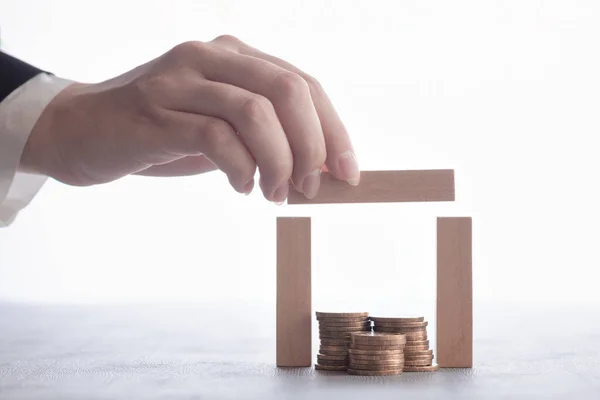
(436, 217, 473, 368)
(287, 170, 455, 205)
(276, 217, 312, 367)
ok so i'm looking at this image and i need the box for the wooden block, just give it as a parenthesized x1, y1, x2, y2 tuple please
(276, 217, 312, 367)
(436, 217, 473, 368)
(287, 169, 454, 205)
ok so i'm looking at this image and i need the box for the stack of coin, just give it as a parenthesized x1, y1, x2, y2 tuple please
(347, 332, 406, 376)
(315, 312, 371, 371)
(370, 316, 438, 372)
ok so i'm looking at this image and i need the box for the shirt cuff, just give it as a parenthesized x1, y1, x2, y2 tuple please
(0, 73, 74, 227)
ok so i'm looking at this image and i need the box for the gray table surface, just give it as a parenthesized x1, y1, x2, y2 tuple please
(1, 302, 599, 400)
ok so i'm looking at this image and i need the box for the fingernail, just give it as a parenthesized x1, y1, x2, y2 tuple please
(301, 169, 321, 199)
(272, 181, 289, 204)
(338, 151, 360, 186)
(243, 179, 254, 195)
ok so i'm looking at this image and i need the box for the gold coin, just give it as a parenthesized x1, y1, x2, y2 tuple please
(373, 321, 428, 329)
(350, 332, 406, 344)
(350, 344, 405, 351)
(316, 312, 369, 319)
(350, 354, 405, 361)
(349, 349, 404, 356)
(403, 364, 439, 372)
(347, 368, 403, 376)
(317, 353, 348, 361)
(314, 364, 347, 372)
(369, 316, 424, 323)
(404, 359, 433, 366)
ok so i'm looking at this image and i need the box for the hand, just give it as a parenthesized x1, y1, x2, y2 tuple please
(22, 35, 360, 202)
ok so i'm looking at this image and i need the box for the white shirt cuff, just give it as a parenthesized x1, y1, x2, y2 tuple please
(0, 73, 74, 227)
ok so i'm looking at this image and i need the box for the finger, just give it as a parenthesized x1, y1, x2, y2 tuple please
(162, 75, 292, 202)
(135, 155, 218, 177)
(159, 111, 257, 194)
(211, 35, 360, 186)
(188, 40, 326, 199)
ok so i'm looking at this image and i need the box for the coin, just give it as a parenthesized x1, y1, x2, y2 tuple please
(320, 350, 348, 356)
(319, 332, 354, 339)
(404, 359, 433, 366)
(349, 359, 404, 367)
(403, 349, 433, 356)
(320, 339, 350, 346)
(320, 345, 349, 352)
(319, 325, 371, 332)
(373, 326, 426, 334)
(349, 354, 405, 361)
(316, 312, 369, 319)
(317, 359, 348, 366)
(349, 349, 404, 356)
(314, 364, 347, 371)
(405, 355, 434, 362)
(403, 364, 439, 372)
(351, 332, 406, 344)
(317, 353, 348, 361)
(404, 345, 430, 351)
(404, 340, 429, 347)
(349, 363, 405, 371)
(372, 321, 428, 329)
(350, 344, 405, 351)
(319, 319, 371, 327)
(347, 368, 403, 376)
(370, 316, 424, 323)
(348, 350, 404, 360)
(373, 329, 427, 340)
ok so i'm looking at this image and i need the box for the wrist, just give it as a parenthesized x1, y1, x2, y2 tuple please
(20, 82, 86, 179)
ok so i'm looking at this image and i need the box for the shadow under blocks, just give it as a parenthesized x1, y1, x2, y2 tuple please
(276, 169, 472, 371)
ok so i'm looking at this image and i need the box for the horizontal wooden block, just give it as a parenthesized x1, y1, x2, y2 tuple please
(287, 169, 455, 205)
(276, 217, 312, 367)
(436, 217, 473, 368)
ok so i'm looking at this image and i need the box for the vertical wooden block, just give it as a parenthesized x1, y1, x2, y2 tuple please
(436, 217, 473, 368)
(277, 217, 311, 367)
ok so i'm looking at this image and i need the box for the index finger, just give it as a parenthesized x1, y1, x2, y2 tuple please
(211, 35, 360, 187)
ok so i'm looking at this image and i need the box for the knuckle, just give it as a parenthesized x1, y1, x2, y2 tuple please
(273, 72, 310, 99)
(212, 34, 241, 46)
(170, 40, 209, 59)
(240, 95, 274, 124)
(130, 76, 169, 119)
(303, 74, 324, 97)
(136, 74, 173, 96)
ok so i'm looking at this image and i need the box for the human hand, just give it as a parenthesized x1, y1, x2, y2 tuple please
(22, 35, 360, 202)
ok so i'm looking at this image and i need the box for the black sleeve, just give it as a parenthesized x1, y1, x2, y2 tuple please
(0, 51, 46, 102)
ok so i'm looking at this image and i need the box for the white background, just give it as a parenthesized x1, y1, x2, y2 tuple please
(1, 0, 599, 311)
